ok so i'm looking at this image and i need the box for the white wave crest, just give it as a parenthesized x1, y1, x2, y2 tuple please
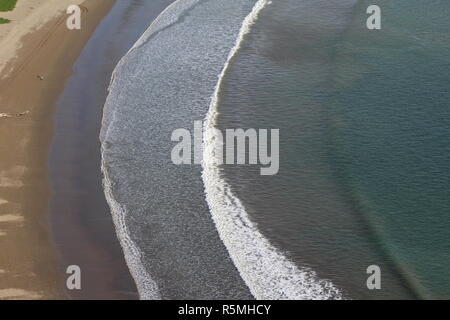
(202, 0, 344, 300)
(101, 154, 161, 299)
(99, 0, 202, 300)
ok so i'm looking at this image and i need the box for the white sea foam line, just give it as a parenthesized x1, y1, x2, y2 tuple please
(101, 155, 161, 300)
(107, 0, 200, 91)
(202, 0, 343, 300)
(101, 108, 160, 300)
(100, 0, 202, 300)
(131, 0, 200, 51)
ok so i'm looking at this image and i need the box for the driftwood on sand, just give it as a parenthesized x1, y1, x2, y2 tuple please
(0, 111, 30, 119)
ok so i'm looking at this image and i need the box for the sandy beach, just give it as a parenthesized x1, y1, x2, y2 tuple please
(0, 0, 121, 299)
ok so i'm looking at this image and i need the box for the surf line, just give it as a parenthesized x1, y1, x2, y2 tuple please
(202, 0, 344, 300)
(100, 0, 203, 300)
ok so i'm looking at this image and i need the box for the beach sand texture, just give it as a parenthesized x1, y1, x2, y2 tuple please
(0, 0, 89, 79)
(0, 0, 115, 299)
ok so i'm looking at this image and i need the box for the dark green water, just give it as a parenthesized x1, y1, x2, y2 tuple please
(328, 0, 450, 298)
(217, 0, 449, 299)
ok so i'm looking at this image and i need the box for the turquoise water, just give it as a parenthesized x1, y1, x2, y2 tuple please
(329, 0, 450, 298)
(217, 0, 449, 298)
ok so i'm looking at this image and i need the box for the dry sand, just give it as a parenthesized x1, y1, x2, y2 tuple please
(0, 0, 89, 78)
(0, 0, 115, 300)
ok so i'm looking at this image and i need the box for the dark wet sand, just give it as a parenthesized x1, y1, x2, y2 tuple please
(0, 0, 120, 299)
(49, 0, 176, 299)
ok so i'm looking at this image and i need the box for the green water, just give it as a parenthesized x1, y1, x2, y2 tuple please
(329, 0, 450, 298)
(216, 0, 449, 299)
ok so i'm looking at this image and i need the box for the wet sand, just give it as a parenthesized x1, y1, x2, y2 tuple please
(0, 0, 135, 299)
(48, 0, 178, 300)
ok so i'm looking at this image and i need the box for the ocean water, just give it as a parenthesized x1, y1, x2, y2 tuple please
(101, 0, 450, 299)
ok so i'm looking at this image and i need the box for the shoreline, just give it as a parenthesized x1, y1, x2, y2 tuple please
(0, 0, 133, 299)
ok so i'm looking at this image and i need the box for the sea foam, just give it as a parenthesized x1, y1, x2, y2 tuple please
(99, 0, 206, 300)
(202, 0, 344, 300)
(101, 0, 344, 300)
